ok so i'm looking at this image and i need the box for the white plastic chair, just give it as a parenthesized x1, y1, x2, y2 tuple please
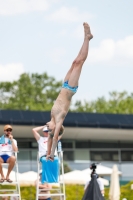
(36, 148, 66, 200)
(0, 151, 21, 200)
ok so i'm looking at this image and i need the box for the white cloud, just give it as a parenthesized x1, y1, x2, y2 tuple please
(58, 29, 67, 37)
(0, 0, 49, 16)
(58, 25, 83, 39)
(49, 47, 66, 63)
(89, 39, 115, 62)
(88, 35, 133, 66)
(0, 63, 25, 82)
(115, 35, 133, 58)
(47, 6, 93, 23)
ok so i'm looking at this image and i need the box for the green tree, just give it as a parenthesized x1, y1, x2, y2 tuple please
(0, 73, 62, 111)
(1, 73, 133, 114)
(72, 91, 133, 114)
(64, 162, 72, 173)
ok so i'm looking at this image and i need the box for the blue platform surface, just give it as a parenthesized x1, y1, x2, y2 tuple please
(40, 156, 59, 183)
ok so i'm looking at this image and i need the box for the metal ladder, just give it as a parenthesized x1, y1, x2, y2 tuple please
(36, 150, 66, 200)
(0, 152, 21, 200)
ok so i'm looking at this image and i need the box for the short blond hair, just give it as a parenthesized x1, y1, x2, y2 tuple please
(59, 125, 65, 136)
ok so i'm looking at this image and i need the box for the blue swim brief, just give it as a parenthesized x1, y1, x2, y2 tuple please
(62, 80, 78, 93)
(0, 155, 10, 163)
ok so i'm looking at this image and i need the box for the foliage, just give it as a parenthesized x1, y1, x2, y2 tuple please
(60, 162, 71, 177)
(20, 186, 36, 200)
(63, 162, 72, 173)
(20, 181, 133, 200)
(0, 73, 62, 111)
(0, 72, 133, 114)
(104, 181, 133, 200)
(1, 182, 133, 200)
(72, 91, 133, 114)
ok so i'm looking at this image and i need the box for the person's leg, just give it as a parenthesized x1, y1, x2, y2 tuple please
(0, 157, 5, 182)
(6, 156, 16, 182)
(64, 29, 89, 82)
(2, 196, 8, 200)
(64, 22, 93, 86)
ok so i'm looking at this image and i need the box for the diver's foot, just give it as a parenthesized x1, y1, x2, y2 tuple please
(83, 22, 93, 40)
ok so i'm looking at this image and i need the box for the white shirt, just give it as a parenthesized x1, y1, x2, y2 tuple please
(0, 138, 17, 156)
(37, 136, 57, 158)
(84, 178, 104, 191)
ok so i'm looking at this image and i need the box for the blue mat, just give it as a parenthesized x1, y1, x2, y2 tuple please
(40, 156, 59, 183)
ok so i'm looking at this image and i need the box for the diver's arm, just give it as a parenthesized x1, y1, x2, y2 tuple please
(46, 133, 53, 157)
(48, 122, 63, 160)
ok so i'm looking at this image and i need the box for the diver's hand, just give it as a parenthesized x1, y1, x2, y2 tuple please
(46, 155, 54, 162)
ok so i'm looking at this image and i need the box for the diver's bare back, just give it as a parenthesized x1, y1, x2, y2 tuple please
(51, 88, 74, 122)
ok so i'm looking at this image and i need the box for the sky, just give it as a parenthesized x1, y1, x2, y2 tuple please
(0, 0, 133, 104)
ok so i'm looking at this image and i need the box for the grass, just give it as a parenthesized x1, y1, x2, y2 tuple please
(0, 181, 133, 200)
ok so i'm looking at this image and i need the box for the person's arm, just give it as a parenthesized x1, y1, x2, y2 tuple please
(98, 178, 104, 196)
(9, 135, 18, 152)
(11, 140, 18, 152)
(39, 183, 52, 190)
(84, 181, 89, 191)
(32, 126, 46, 141)
(54, 122, 63, 140)
(46, 130, 63, 159)
(58, 135, 62, 141)
(35, 177, 52, 190)
(50, 122, 63, 158)
(100, 182, 104, 196)
(101, 190, 104, 196)
(46, 132, 53, 156)
(58, 125, 65, 140)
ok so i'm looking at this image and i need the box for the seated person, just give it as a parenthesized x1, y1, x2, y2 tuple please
(32, 125, 64, 183)
(0, 125, 18, 183)
(35, 170, 52, 200)
(84, 173, 104, 196)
